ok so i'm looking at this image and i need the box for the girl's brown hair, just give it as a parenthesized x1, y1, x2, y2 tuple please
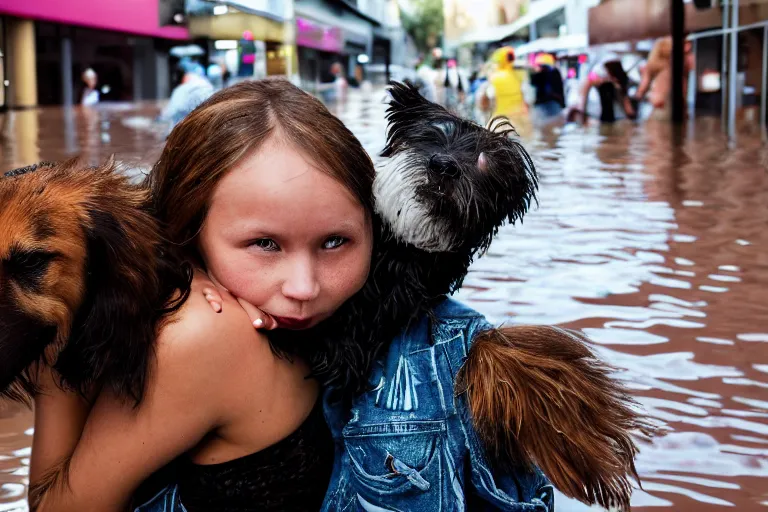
(148, 78, 375, 261)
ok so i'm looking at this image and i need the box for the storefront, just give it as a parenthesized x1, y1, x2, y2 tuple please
(293, 0, 376, 86)
(0, 0, 188, 107)
(589, 0, 768, 135)
(295, 16, 343, 83)
(35, 22, 170, 104)
(185, 0, 296, 81)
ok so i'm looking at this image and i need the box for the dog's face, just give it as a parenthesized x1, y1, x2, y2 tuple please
(0, 159, 164, 402)
(0, 163, 92, 395)
(374, 82, 537, 253)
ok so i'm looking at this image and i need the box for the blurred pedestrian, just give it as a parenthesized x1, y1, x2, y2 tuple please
(469, 67, 491, 123)
(443, 58, 468, 114)
(571, 55, 636, 124)
(207, 60, 224, 90)
(81, 68, 99, 106)
(529, 53, 565, 118)
(222, 62, 232, 88)
(431, 53, 447, 105)
(564, 67, 581, 110)
(486, 47, 527, 119)
(239, 30, 256, 78)
(415, 56, 437, 102)
(159, 58, 214, 132)
(330, 62, 348, 102)
(635, 36, 695, 120)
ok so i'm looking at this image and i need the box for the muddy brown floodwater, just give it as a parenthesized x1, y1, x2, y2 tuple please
(2, 92, 767, 511)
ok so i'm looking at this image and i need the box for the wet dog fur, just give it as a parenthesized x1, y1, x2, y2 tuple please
(291, 82, 652, 510)
(0, 158, 191, 405)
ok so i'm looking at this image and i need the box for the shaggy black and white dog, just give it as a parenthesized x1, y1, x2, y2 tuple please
(282, 82, 651, 510)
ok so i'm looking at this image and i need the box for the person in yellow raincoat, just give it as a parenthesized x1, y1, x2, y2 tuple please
(485, 46, 527, 119)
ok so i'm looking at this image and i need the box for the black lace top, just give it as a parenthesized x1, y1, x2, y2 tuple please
(177, 399, 333, 511)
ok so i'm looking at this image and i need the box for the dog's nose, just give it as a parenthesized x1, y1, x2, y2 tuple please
(428, 154, 460, 178)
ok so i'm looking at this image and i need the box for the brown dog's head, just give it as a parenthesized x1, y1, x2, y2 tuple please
(0, 159, 190, 404)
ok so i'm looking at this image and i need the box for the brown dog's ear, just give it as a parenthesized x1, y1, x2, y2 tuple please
(53, 161, 190, 404)
(456, 325, 654, 511)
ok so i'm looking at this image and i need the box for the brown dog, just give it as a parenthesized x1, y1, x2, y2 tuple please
(0, 158, 190, 404)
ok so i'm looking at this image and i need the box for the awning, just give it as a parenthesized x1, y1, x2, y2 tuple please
(588, 0, 724, 45)
(294, 0, 373, 48)
(458, 0, 568, 45)
(188, 11, 288, 42)
(169, 44, 206, 58)
(513, 34, 588, 57)
(458, 22, 528, 45)
(218, 0, 290, 22)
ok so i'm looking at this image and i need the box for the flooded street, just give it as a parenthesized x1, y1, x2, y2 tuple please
(2, 90, 767, 511)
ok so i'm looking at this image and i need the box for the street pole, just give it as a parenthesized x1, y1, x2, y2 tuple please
(762, 25, 767, 135)
(61, 36, 73, 106)
(721, 0, 729, 131)
(728, 0, 739, 138)
(689, 38, 698, 116)
(672, 0, 686, 123)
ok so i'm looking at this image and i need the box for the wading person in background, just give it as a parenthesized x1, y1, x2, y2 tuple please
(81, 68, 99, 106)
(572, 55, 637, 124)
(530, 53, 565, 119)
(635, 36, 695, 120)
(486, 47, 527, 119)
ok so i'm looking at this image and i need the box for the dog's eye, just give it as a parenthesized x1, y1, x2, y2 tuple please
(4, 248, 57, 289)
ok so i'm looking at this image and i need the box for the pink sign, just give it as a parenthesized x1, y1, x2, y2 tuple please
(296, 17, 343, 53)
(0, 0, 188, 39)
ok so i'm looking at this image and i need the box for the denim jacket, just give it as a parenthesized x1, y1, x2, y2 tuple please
(320, 298, 554, 512)
(135, 298, 554, 512)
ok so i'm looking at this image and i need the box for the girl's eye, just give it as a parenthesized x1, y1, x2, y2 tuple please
(251, 238, 280, 251)
(323, 236, 348, 250)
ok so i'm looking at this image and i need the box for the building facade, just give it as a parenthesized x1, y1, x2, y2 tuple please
(444, 0, 601, 66)
(444, 0, 528, 46)
(293, 0, 404, 87)
(0, 0, 190, 108)
(185, 0, 297, 82)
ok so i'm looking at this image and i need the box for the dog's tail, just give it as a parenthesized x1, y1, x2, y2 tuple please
(456, 325, 654, 511)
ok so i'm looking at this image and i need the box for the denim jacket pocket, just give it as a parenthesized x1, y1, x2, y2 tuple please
(342, 420, 446, 509)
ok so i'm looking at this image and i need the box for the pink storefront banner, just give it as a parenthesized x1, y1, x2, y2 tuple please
(0, 0, 189, 39)
(296, 16, 343, 53)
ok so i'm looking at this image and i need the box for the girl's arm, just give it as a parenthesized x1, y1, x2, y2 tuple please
(30, 366, 92, 506)
(30, 294, 269, 512)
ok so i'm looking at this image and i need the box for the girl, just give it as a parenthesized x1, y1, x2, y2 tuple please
(29, 78, 375, 512)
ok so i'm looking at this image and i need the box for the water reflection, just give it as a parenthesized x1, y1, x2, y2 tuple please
(456, 115, 768, 510)
(1, 93, 767, 511)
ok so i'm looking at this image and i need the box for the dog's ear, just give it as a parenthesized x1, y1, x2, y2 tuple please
(387, 80, 429, 108)
(54, 161, 189, 404)
(381, 81, 448, 160)
(456, 325, 654, 511)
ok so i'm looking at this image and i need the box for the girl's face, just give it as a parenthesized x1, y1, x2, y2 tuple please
(199, 138, 373, 330)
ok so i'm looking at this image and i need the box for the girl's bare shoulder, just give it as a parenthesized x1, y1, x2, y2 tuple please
(154, 273, 276, 384)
